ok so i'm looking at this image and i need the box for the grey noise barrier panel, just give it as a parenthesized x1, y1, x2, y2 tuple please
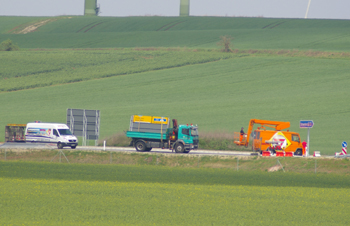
(67, 109, 100, 146)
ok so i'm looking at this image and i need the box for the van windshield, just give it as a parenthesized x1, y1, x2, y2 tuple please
(58, 129, 73, 136)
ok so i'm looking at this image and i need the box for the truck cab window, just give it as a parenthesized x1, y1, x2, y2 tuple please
(191, 128, 198, 136)
(53, 129, 59, 136)
(292, 135, 300, 142)
(182, 128, 189, 135)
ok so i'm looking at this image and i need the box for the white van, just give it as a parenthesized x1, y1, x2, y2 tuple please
(25, 122, 78, 149)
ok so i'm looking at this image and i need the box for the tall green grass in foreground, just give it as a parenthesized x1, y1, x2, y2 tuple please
(0, 162, 349, 225)
(1, 150, 350, 174)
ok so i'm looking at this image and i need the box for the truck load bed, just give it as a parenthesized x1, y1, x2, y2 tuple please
(126, 131, 167, 140)
(129, 115, 169, 133)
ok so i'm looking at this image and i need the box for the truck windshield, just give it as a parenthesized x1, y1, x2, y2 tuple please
(191, 128, 198, 136)
(58, 129, 73, 136)
(292, 134, 300, 142)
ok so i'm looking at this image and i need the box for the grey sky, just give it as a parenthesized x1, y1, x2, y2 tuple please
(0, 0, 349, 20)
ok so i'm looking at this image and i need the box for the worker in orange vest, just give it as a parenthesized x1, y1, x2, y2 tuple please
(240, 127, 246, 143)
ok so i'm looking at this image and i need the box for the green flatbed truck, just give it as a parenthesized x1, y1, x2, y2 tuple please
(126, 115, 199, 153)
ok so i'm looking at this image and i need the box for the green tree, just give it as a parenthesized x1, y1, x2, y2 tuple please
(217, 35, 233, 52)
(0, 39, 19, 51)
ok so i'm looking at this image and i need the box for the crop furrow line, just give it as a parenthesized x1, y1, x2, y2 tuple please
(76, 22, 99, 33)
(163, 21, 185, 31)
(84, 22, 104, 33)
(156, 22, 178, 31)
(269, 21, 286, 29)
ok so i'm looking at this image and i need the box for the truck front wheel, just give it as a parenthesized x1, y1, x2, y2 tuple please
(294, 149, 302, 156)
(135, 140, 146, 152)
(174, 143, 184, 153)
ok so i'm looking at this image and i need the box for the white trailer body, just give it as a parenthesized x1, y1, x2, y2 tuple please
(25, 122, 78, 149)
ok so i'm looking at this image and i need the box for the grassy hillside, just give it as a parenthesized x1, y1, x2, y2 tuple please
(0, 50, 349, 154)
(0, 49, 232, 92)
(1, 16, 350, 51)
(0, 16, 349, 154)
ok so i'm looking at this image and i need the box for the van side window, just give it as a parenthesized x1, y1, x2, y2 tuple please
(53, 129, 59, 136)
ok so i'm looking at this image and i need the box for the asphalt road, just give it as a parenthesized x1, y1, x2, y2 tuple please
(1, 142, 339, 158)
(0, 142, 254, 156)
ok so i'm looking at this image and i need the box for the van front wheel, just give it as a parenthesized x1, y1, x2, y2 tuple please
(57, 143, 64, 149)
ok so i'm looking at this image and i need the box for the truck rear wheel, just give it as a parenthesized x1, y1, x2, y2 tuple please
(135, 140, 146, 152)
(174, 143, 184, 153)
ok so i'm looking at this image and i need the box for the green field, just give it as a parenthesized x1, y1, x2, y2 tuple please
(1, 51, 348, 154)
(1, 16, 350, 51)
(1, 16, 350, 155)
(0, 161, 349, 225)
(0, 49, 233, 92)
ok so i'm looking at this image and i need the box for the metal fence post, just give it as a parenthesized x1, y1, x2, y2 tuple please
(315, 159, 317, 174)
(276, 159, 285, 172)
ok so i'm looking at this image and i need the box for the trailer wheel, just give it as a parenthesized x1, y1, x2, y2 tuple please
(135, 140, 146, 152)
(174, 143, 184, 153)
(145, 147, 152, 152)
(57, 142, 64, 149)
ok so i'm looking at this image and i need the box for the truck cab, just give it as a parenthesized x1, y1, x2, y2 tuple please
(252, 129, 303, 156)
(175, 124, 199, 152)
